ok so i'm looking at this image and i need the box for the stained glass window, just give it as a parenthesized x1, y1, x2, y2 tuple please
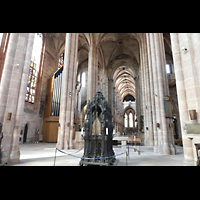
(25, 61, 38, 103)
(25, 33, 43, 104)
(58, 52, 64, 69)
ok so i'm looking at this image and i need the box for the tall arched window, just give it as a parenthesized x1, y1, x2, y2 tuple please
(0, 33, 10, 83)
(81, 72, 86, 87)
(25, 33, 43, 104)
(129, 113, 133, 127)
(166, 63, 172, 74)
(58, 52, 64, 69)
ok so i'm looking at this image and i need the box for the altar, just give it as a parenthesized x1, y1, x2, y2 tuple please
(113, 137, 129, 149)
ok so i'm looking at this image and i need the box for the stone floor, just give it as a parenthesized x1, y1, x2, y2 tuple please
(10, 142, 194, 166)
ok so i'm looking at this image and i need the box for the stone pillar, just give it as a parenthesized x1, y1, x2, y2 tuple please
(57, 33, 79, 150)
(134, 76, 141, 132)
(108, 78, 113, 109)
(0, 34, 19, 124)
(147, 33, 175, 155)
(0, 33, 35, 164)
(146, 33, 158, 152)
(141, 43, 148, 144)
(141, 36, 154, 146)
(154, 33, 171, 155)
(158, 33, 175, 154)
(9, 33, 35, 163)
(102, 70, 108, 102)
(148, 33, 163, 153)
(87, 34, 98, 102)
(171, 33, 197, 161)
(68, 38, 79, 149)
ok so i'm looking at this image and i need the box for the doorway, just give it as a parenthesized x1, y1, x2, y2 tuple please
(23, 124, 28, 143)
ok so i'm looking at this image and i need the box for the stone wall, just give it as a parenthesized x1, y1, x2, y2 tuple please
(171, 33, 200, 164)
(21, 34, 59, 144)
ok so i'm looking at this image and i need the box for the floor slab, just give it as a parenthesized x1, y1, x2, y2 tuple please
(9, 143, 193, 166)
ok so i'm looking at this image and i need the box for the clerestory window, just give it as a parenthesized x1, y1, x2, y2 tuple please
(25, 33, 43, 104)
(166, 63, 172, 74)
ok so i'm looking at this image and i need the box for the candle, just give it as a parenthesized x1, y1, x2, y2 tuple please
(106, 128, 108, 135)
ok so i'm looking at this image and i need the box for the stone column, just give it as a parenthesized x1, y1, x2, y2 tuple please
(148, 33, 163, 153)
(140, 44, 148, 143)
(87, 34, 98, 102)
(0, 33, 19, 124)
(154, 33, 171, 155)
(146, 33, 158, 152)
(112, 86, 116, 123)
(0, 33, 35, 164)
(9, 33, 35, 164)
(170, 33, 196, 161)
(102, 70, 108, 102)
(158, 33, 175, 154)
(108, 78, 113, 109)
(68, 36, 79, 149)
(141, 36, 154, 146)
(134, 75, 141, 134)
(147, 33, 174, 155)
(57, 33, 79, 150)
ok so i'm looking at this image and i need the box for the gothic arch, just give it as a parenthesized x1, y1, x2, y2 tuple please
(123, 107, 136, 130)
(123, 106, 135, 116)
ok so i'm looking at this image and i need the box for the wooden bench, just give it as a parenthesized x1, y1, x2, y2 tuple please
(128, 137, 141, 146)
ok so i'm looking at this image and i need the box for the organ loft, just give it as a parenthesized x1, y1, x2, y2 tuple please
(0, 33, 200, 166)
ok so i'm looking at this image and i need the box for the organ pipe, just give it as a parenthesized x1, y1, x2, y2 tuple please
(50, 67, 63, 116)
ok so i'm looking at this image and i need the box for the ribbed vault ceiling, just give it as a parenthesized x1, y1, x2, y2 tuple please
(77, 33, 140, 100)
(48, 33, 141, 100)
(113, 66, 135, 100)
(47, 33, 172, 102)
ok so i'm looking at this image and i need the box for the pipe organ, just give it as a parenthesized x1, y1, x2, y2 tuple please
(51, 67, 63, 117)
(42, 67, 63, 142)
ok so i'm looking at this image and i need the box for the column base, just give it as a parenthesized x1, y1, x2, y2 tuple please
(183, 158, 195, 166)
(9, 150, 20, 165)
(163, 143, 171, 155)
(1, 151, 10, 165)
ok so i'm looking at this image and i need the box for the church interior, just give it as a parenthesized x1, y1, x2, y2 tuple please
(0, 33, 200, 166)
